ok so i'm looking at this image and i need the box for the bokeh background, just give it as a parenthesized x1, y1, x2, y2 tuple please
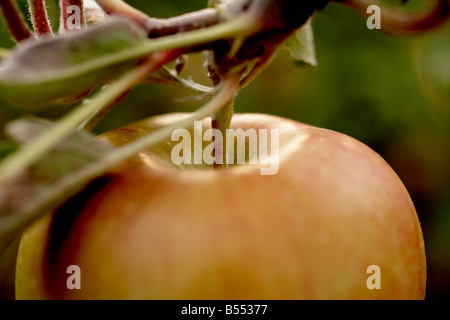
(0, 0, 449, 299)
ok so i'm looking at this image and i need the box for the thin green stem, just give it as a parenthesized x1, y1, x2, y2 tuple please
(79, 51, 178, 131)
(212, 98, 234, 168)
(78, 88, 130, 131)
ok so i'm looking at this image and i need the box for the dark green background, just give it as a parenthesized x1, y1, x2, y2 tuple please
(0, 0, 448, 299)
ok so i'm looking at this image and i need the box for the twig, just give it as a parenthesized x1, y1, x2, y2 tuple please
(342, 0, 450, 34)
(0, 0, 34, 42)
(94, 0, 226, 38)
(28, 0, 53, 37)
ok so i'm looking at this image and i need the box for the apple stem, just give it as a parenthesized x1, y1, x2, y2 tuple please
(212, 98, 234, 169)
(0, 0, 35, 42)
(28, 0, 53, 37)
(78, 88, 132, 131)
(204, 50, 234, 169)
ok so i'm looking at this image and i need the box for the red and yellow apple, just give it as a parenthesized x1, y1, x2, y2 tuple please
(15, 113, 426, 299)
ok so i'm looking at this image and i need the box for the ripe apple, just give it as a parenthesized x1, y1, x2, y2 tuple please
(15, 113, 426, 299)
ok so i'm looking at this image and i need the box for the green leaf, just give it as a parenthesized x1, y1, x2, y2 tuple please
(284, 18, 317, 68)
(0, 118, 113, 252)
(0, 16, 149, 110)
(5, 118, 113, 177)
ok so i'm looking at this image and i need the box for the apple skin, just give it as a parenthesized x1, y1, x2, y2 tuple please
(15, 113, 426, 299)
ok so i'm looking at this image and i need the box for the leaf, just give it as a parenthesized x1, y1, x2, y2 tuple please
(0, 118, 113, 252)
(0, 16, 149, 110)
(284, 18, 317, 68)
(5, 118, 113, 175)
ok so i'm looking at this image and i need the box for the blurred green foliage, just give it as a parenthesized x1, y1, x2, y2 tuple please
(0, 0, 448, 299)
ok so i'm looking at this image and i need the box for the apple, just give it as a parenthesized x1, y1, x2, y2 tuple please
(15, 113, 426, 299)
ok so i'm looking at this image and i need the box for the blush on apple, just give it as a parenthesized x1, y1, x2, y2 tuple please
(15, 113, 426, 299)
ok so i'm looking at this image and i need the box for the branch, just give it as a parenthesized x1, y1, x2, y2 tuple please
(0, 0, 34, 42)
(28, 0, 53, 37)
(94, 0, 225, 39)
(341, 0, 450, 34)
(146, 9, 225, 38)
